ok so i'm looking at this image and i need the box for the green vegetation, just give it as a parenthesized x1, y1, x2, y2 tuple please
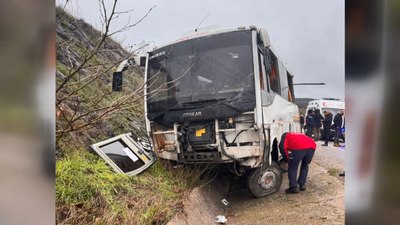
(57, 149, 199, 224)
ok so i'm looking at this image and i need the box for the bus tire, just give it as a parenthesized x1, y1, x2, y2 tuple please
(247, 162, 283, 198)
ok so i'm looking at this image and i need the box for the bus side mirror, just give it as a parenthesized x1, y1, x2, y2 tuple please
(112, 72, 123, 92)
(112, 58, 131, 92)
(111, 55, 146, 92)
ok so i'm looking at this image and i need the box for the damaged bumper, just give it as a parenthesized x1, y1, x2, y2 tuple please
(150, 113, 263, 167)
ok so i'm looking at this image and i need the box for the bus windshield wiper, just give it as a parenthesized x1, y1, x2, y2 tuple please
(219, 100, 241, 112)
(182, 98, 226, 105)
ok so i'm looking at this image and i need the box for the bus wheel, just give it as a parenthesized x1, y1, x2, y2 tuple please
(247, 162, 283, 198)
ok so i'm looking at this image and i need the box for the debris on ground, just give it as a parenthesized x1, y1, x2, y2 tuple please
(215, 215, 227, 224)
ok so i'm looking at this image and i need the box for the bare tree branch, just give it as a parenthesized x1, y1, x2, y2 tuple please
(109, 5, 156, 36)
(56, 0, 159, 145)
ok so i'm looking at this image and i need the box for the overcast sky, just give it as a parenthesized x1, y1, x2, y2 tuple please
(58, 0, 344, 100)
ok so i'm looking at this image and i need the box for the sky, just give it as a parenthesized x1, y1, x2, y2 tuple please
(57, 0, 344, 100)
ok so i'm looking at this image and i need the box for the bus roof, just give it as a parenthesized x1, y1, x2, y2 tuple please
(150, 25, 294, 77)
(153, 25, 254, 50)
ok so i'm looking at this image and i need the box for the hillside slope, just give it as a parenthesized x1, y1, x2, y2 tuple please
(56, 7, 146, 150)
(56, 8, 198, 225)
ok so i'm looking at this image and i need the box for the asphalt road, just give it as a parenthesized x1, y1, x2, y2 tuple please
(225, 140, 345, 225)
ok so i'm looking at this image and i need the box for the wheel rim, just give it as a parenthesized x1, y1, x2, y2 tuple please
(258, 170, 276, 190)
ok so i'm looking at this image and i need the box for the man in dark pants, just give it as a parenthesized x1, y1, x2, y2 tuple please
(305, 110, 314, 137)
(322, 110, 333, 146)
(300, 114, 305, 133)
(333, 110, 344, 147)
(279, 132, 316, 194)
(313, 109, 324, 141)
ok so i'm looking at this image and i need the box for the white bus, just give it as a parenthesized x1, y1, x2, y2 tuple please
(108, 26, 301, 197)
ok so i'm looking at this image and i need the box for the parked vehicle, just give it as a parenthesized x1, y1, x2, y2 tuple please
(305, 98, 345, 117)
(306, 98, 345, 142)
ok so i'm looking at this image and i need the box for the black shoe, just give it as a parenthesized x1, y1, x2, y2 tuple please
(322, 143, 328, 146)
(300, 184, 306, 191)
(285, 187, 299, 194)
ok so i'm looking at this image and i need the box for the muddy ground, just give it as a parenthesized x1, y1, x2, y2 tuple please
(169, 141, 345, 225)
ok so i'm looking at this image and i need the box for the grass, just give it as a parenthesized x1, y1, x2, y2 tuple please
(57, 150, 133, 206)
(327, 168, 341, 177)
(56, 148, 200, 224)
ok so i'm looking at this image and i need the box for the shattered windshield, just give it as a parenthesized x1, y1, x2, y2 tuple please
(147, 30, 254, 114)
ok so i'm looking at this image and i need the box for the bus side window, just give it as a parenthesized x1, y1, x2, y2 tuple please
(287, 71, 295, 102)
(258, 51, 267, 90)
(269, 60, 280, 94)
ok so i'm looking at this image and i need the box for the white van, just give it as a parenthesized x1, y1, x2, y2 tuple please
(305, 98, 345, 116)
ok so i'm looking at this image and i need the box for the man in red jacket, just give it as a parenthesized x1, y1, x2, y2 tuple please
(279, 132, 316, 194)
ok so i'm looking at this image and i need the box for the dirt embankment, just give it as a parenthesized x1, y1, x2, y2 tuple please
(167, 181, 227, 225)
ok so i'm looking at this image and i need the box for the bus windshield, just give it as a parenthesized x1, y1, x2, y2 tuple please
(146, 30, 255, 116)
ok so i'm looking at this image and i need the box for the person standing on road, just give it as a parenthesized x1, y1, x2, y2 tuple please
(279, 132, 316, 194)
(333, 110, 344, 147)
(305, 110, 314, 137)
(313, 109, 323, 141)
(322, 110, 333, 146)
(300, 114, 305, 133)
(340, 112, 345, 140)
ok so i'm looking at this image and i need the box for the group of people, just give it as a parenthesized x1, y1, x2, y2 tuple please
(299, 109, 345, 147)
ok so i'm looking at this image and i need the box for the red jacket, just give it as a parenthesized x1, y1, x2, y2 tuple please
(279, 132, 316, 159)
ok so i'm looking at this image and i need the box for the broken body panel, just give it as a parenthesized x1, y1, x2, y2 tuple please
(90, 133, 155, 175)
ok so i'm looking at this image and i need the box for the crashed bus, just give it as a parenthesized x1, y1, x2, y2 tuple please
(143, 26, 300, 197)
(99, 26, 301, 197)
